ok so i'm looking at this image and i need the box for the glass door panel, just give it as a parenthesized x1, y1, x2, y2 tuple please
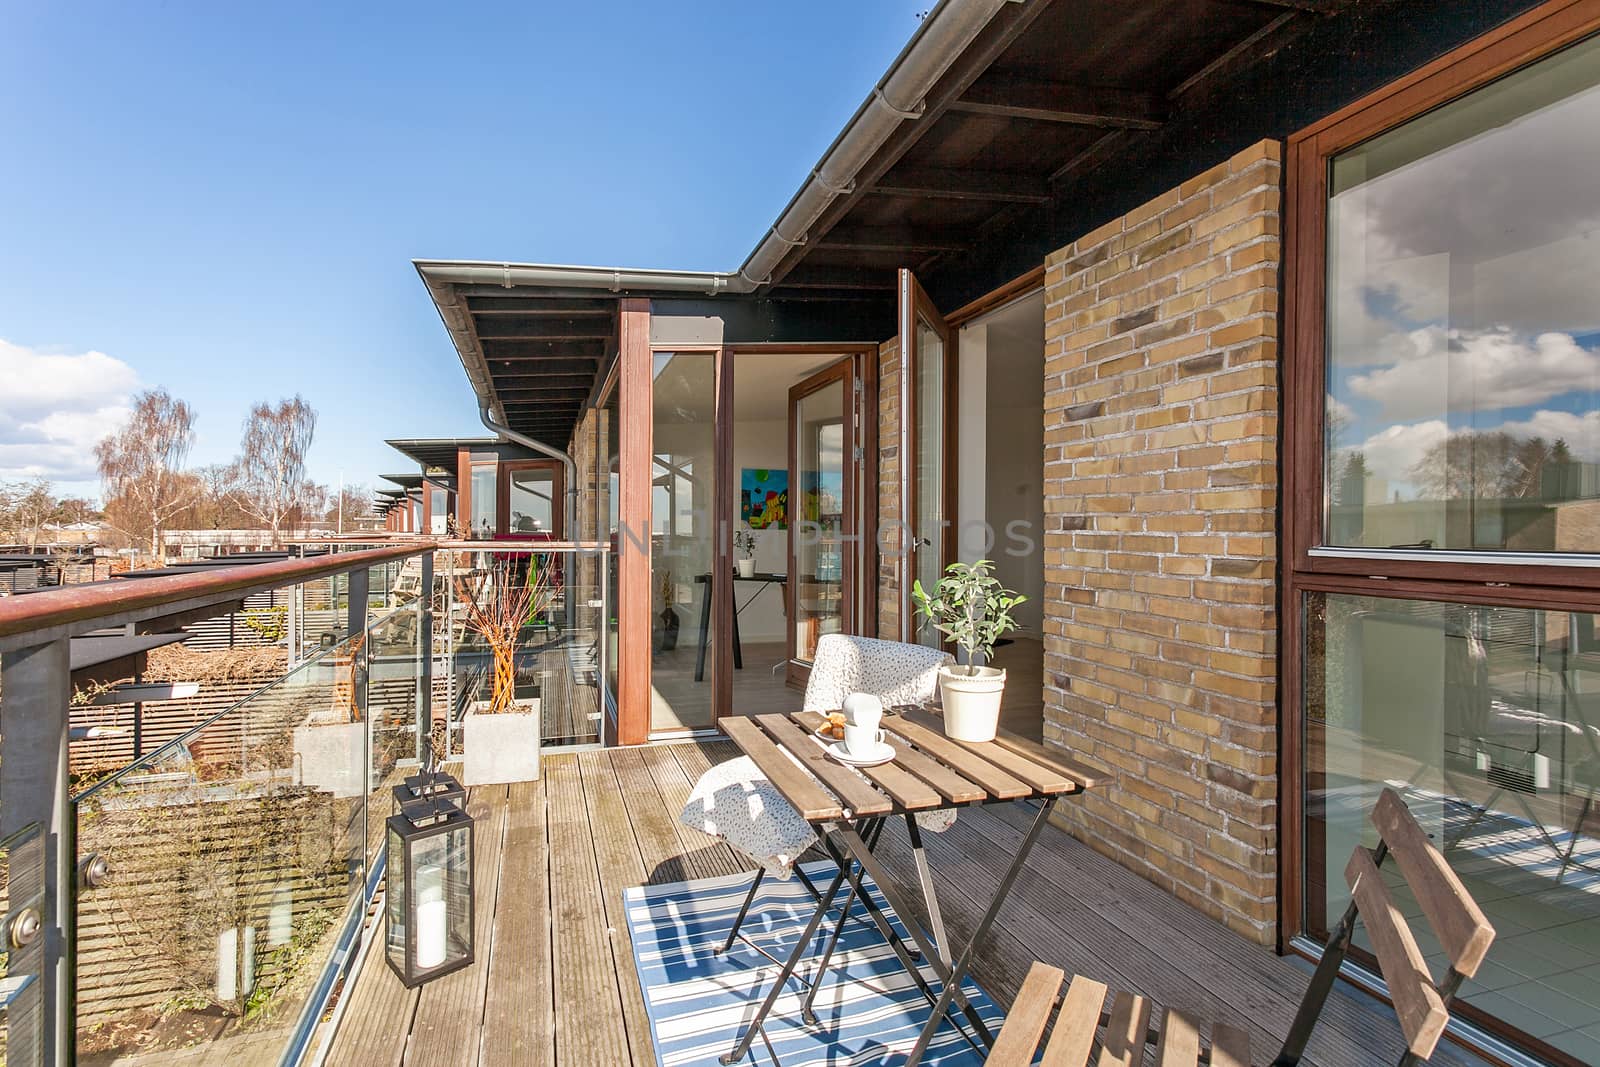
(900, 268, 954, 648)
(1306, 593, 1600, 1062)
(789, 361, 855, 669)
(649, 351, 717, 732)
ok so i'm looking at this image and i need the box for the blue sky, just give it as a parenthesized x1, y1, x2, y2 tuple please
(0, 2, 924, 500)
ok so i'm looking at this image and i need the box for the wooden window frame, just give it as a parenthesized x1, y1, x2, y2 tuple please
(497, 459, 564, 540)
(1278, 2, 1600, 1052)
(898, 270, 960, 644)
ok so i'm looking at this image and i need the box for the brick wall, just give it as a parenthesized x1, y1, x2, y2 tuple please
(1040, 139, 1282, 944)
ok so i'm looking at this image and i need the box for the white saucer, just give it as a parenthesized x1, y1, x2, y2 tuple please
(826, 739, 896, 767)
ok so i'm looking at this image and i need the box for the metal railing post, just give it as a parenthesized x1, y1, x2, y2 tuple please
(416, 552, 434, 764)
(0, 638, 74, 1066)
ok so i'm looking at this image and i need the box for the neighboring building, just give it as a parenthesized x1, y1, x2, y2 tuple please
(406, 2, 1600, 1062)
(382, 437, 566, 540)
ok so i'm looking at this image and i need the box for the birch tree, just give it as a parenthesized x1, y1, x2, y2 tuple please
(237, 396, 317, 546)
(94, 389, 197, 557)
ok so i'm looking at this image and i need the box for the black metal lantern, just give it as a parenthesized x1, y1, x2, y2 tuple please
(385, 796, 474, 987)
(391, 769, 465, 815)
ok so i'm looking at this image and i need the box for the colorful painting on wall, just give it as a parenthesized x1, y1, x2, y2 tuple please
(741, 468, 788, 529)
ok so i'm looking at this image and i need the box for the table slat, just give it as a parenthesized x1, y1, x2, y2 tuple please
(719, 716, 842, 822)
(903, 709, 1077, 795)
(884, 714, 1032, 799)
(792, 712, 960, 809)
(987, 727, 1104, 789)
(756, 714, 894, 817)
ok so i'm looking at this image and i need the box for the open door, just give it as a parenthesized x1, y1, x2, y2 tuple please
(787, 357, 859, 685)
(898, 268, 956, 647)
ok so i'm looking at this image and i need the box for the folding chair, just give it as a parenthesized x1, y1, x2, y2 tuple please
(986, 787, 1496, 1066)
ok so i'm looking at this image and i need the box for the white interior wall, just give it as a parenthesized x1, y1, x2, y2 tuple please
(957, 294, 1046, 636)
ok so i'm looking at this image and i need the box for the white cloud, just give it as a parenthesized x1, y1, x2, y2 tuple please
(1345, 419, 1450, 488)
(1493, 409, 1600, 462)
(0, 339, 138, 483)
(1346, 327, 1600, 422)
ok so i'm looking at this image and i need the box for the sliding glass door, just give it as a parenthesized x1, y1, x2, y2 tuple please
(1288, 21, 1600, 1064)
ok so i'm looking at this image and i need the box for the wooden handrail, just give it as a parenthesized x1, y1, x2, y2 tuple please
(434, 540, 612, 551)
(0, 543, 435, 649)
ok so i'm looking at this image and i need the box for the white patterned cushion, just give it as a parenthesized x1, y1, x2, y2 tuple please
(680, 756, 818, 879)
(804, 634, 959, 834)
(802, 633, 952, 713)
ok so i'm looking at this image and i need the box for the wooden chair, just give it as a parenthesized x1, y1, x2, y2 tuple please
(986, 787, 1495, 1066)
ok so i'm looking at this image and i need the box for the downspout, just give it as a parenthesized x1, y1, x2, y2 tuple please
(477, 401, 579, 545)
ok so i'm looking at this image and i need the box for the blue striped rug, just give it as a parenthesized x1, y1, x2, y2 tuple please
(624, 860, 1005, 1067)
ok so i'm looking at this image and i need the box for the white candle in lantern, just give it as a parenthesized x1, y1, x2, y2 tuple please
(415, 861, 448, 969)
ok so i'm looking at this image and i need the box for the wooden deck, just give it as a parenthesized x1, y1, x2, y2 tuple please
(321, 741, 1491, 1067)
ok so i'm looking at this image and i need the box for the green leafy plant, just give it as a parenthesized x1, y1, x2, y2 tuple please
(243, 605, 288, 642)
(911, 559, 1026, 675)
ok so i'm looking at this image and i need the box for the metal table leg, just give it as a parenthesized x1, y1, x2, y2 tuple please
(720, 855, 851, 1065)
(899, 796, 1060, 1067)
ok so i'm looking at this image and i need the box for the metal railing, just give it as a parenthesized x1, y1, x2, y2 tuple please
(0, 538, 615, 1065)
(0, 544, 431, 1067)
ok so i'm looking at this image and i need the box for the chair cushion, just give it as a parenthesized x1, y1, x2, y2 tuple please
(802, 633, 953, 713)
(680, 756, 818, 878)
(803, 634, 958, 833)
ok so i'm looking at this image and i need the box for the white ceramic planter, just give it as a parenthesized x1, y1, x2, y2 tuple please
(736, 558, 756, 578)
(293, 711, 366, 798)
(937, 665, 1007, 742)
(463, 701, 541, 785)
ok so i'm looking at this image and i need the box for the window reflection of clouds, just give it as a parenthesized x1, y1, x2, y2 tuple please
(1325, 35, 1600, 548)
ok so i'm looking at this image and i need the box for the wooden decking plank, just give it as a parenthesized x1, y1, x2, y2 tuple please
(577, 750, 655, 1067)
(608, 747, 697, 885)
(545, 754, 634, 1066)
(718, 716, 843, 821)
(479, 779, 554, 1067)
(638, 743, 749, 880)
(322, 911, 418, 1067)
(902, 708, 1076, 794)
(405, 784, 507, 1067)
(756, 713, 895, 816)
(881, 713, 1031, 799)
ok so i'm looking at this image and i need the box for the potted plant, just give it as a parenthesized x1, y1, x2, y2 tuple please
(912, 559, 1027, 742)
(734, 528, 758, 578)
(457, 557, 552, 784)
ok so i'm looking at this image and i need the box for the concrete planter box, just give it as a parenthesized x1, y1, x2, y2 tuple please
(463, 701, 541, 785)
(293, 710, 366, 798)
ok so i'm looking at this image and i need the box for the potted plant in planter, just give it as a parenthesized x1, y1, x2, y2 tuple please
(734, 528, 758, 578)
(912, 559, 1027, 742)
(457, 557, 552, 785)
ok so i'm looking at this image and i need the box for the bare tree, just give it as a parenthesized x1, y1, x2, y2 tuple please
(325, 483, 371, 534)
(236, 396, 317, 546)
(95, 389, 197, 557)
(0, 478, 62, 546)
(190, 463, 251, 529)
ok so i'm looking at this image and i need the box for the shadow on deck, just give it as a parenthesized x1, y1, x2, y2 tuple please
(320, 741, 1491, 1067)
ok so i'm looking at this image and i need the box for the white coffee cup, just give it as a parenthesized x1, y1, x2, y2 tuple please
(843, 723, 885, 757)
(841, 692, 883, 732)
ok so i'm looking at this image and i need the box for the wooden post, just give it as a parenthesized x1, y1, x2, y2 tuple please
(617, 297, 652, 745)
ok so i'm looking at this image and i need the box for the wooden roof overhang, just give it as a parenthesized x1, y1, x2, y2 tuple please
(756, 0, 1351, 304)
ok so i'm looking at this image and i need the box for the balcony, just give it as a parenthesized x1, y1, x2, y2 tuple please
(0, 544, 1496, 1066)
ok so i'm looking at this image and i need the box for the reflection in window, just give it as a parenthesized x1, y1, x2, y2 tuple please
(470, 463, 495, 539)
(1325, 34, 1600, 552)
(1305, 593, 1600, 1061)
(507, 469, 554, 535)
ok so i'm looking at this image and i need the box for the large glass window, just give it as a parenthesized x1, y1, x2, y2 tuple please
(1306, 592, 1600, 1062)
(649, 352, 716, 732)
(1325, 34, 1600, 553)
